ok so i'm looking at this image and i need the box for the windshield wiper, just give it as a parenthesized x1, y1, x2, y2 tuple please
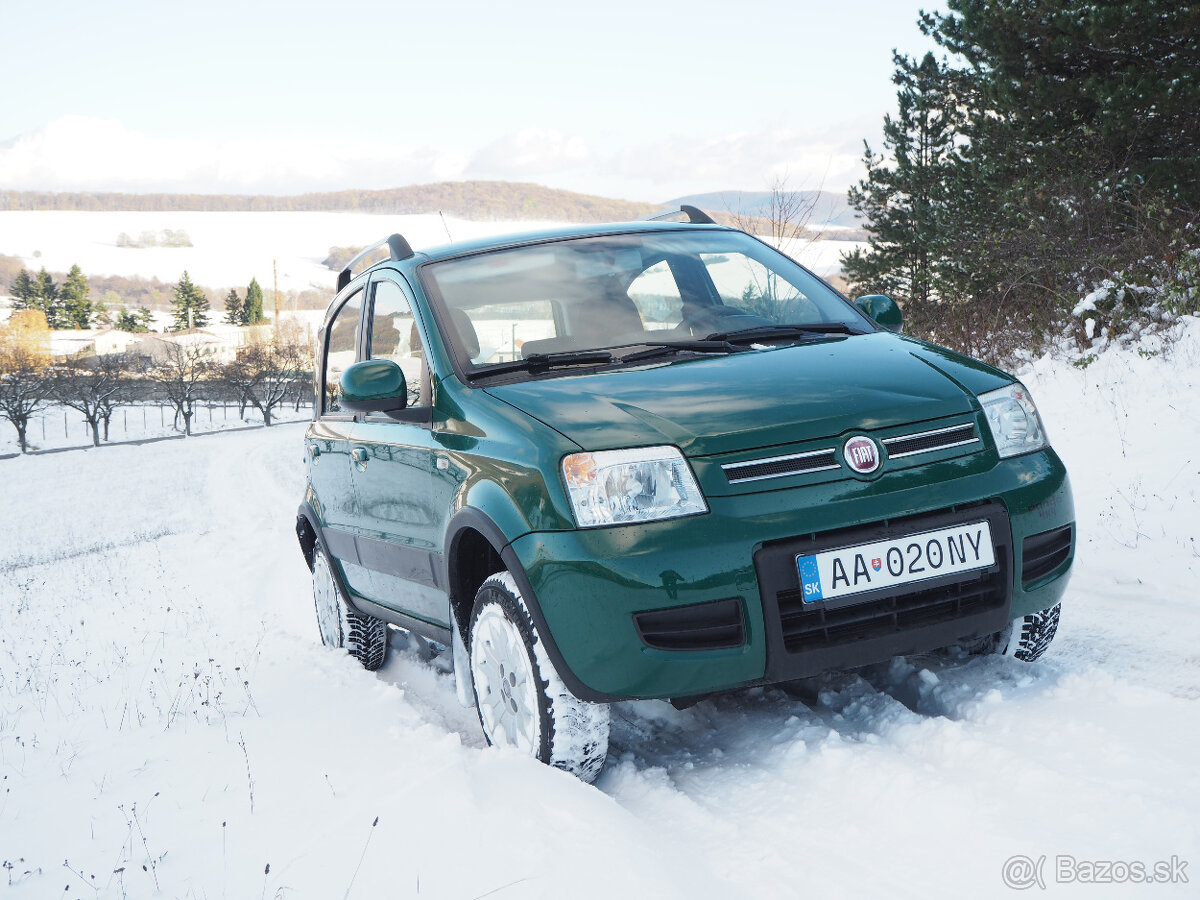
(619, 339, 748, 364)
(703, 322, 863, 343)
(468, 349, 615, 379)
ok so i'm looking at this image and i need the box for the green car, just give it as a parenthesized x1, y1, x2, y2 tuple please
(296, 209, 1074, 782)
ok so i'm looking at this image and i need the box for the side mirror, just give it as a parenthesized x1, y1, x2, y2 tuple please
(339, 359, 407, 413)
(854, 294, 904, 332)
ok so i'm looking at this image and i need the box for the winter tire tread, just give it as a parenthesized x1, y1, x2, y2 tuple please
(469, 572, 609, 783)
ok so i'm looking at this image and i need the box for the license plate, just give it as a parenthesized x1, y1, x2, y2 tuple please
(796, 521, 995, 603)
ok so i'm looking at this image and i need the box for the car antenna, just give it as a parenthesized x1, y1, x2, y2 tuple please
(439, 210, 454, 242)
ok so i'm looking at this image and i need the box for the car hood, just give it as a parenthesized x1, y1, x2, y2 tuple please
(484, 332, 1013, 457)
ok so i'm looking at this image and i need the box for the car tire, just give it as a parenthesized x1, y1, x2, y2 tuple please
(999, 602, 1061, 662)
(468, 572, 609, 782)
(312, 546, 388, 671)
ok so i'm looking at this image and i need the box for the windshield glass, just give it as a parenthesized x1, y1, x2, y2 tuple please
(420, 230, 872, 375)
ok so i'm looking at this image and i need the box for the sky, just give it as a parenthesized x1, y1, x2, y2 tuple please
(0, 0, 943, 202)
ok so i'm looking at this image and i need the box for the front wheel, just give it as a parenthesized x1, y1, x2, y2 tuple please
(468, 572, 609, 782)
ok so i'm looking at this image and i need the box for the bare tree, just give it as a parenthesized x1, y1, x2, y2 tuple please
(0, 311, 54, 454)
(0, 348, 53, 454)
(52, 352, 131, 447)
(150, 342, 214, 435)
(220, 327, 310, 426)
(730, 174, 826, 247)
(287, 371, 313, 412)
(728, 175, 834, 320)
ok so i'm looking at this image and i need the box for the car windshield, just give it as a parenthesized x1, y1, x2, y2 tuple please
(419, 230, 873, 377)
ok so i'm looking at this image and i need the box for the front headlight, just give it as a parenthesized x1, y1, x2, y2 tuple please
(979, 383, 1048, 458)
(561, 445, 708, 528)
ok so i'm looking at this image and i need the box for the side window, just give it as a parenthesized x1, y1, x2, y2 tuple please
(323, 289, 363, 415)
(627, 261, 683, 331)
(368, 279, 427, 408)
(700, 252, 811, 321)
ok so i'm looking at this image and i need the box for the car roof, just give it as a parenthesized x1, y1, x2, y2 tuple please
(411, 220, 728, 265)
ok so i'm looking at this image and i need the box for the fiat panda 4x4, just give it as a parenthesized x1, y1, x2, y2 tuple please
(296, 208, 1074, 782)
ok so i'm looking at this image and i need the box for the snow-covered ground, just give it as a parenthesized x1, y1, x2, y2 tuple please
(0, 210, 862, 294)
(1, 323, 1197, 898)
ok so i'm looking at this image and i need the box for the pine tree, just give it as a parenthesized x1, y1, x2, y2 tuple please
(844, 53, 969, 311)
(850, 0, 1200, 360)
(114, 308, 138, 332)
(171, 271, 210, 331)
(923, 0, 1200, 210)
(244, 278, 265, 324)
(28, 268, 70, 329)
(114, 307, 152, 333)
(10, 270, 36, 309)
(59, 264, 94, 329)
(224, 289, 244, 325)
(35, 268, 56, 305)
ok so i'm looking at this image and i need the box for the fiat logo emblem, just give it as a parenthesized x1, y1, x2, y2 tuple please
(843, 436, 880, 474)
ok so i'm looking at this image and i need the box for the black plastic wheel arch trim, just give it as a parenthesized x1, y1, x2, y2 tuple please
(296, 503, 365, 620)
(441, 507, 622, 703)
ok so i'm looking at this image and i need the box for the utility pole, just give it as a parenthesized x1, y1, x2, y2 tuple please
(273, 259, 280, 325)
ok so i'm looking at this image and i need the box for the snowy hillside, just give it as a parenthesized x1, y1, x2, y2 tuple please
(0, 211, 564, 296)
(1, 323, 1198, 897)
(0, 210, 862, 297)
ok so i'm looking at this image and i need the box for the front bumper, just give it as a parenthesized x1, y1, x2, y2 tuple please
(510, 447, 1074, 701)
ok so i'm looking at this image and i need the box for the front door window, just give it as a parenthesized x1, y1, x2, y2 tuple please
(323, 289, 363, 415)
(367, 279, 428, 409)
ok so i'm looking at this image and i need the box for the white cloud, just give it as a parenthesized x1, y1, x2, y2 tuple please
(0, 116, 466, 195)
(597, 127, 867, 201)
(466, 129, 591, 178)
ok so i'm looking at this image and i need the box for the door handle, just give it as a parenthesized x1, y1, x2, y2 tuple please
(308, 444, 321, 464)
(351, 447, 369, 470)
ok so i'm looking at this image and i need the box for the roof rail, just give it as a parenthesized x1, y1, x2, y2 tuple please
(337, 233, 415, 291)
(641, 205, 718, 225)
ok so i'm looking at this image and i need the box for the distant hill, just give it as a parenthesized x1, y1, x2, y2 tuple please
(0, 181, 669, 223)
(0, 181, 865, 232)
(666, 190, 860, 229)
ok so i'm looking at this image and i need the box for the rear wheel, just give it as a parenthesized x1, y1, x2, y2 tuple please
(468, 572, 609, 782)
(312, 546, 388, 670)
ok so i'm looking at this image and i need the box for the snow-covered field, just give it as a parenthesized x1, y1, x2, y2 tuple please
(1, 324, 1197, 898)
(0, 211, 863, 294)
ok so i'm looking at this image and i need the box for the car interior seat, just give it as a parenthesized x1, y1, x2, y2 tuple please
(449, 308, 481, 361)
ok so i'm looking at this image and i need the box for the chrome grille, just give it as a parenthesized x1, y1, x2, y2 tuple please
(722, 448, 839, 484)
(722, 422, 979, 485)
(882, 423, 979, 458)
